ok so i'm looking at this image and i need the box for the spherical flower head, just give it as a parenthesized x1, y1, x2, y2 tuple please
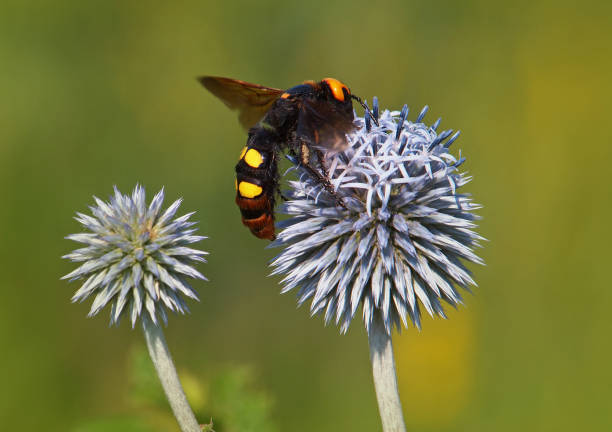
(270, 99, 484, 334)
(62, 185, 208, 327)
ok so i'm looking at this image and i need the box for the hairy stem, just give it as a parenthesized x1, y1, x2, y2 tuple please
(368, 313, 406, 432)
(142, 317, 201, 432)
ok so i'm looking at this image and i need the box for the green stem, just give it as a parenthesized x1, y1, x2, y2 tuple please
(142, 317, 201, 432)
(368, 313, 406, 432)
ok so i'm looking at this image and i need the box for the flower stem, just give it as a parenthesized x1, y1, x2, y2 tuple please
(368, 313, 406, 432)
(142, 316, 201, 432)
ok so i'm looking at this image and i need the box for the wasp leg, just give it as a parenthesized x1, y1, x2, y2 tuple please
(299, 142, 346, 208)
(314, 148, 331, 180)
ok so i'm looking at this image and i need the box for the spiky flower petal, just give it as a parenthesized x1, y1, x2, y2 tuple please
(62, 185, 207, 327)
(270, 99, 484, 334)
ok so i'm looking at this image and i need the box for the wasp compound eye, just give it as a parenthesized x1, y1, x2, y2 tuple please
(323, 77, 350, 102)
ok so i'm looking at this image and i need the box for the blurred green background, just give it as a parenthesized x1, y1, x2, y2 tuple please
(1, 0, 611, 430)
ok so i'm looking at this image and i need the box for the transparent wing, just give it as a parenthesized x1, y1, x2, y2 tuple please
(296, 98, 356, 151)
(199, 76, 283, 130)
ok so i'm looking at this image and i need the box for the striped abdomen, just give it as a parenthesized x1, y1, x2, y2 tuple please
(235, 143, 277, 240)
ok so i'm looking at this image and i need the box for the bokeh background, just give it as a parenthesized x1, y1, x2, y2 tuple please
(1, 0, 611, 431)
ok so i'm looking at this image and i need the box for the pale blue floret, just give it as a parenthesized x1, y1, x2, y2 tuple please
(62, 185, 207, 327)
(270, 99, 484, 334)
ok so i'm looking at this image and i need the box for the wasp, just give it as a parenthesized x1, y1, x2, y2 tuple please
(199, 76, 372, 240)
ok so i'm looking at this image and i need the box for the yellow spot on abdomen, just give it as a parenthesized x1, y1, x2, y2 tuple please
(323, 77, 349, 101)
(239, 146, 247, 160)
(238, 181, 263, 198)
(281, 92, 290, 99)
(244, 148, 264, 168)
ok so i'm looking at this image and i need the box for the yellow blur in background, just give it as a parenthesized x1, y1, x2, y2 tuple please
(1, 1, 611, 431)
(395, 310, 475, 429)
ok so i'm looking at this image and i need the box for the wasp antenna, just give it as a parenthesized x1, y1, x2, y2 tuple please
(352, 94, 379, 127)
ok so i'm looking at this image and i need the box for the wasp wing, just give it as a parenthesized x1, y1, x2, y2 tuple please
(296, 98, 356, 152)
(198, 76, 283, 130)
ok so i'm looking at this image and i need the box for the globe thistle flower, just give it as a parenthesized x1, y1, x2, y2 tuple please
(62, 185, 208, 327)
(270, 98, 484, 335)
(62, 185, 206, 432)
